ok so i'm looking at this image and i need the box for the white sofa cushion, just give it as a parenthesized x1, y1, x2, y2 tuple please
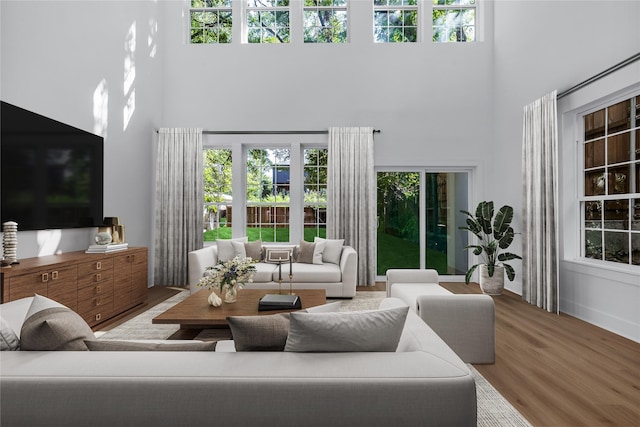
(279, 262, 342, 283)
(252, 262, 278, 282)
(284, 306, 409, 352)
(391, 283, 451, 311)
(216, 237, 248, 262)
(85, 339, 217, 351)
(314, 237, 344, 264)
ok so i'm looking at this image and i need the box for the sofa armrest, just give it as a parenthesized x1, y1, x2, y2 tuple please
(188, 246, 218, 293)
(416, 294, 495, 364)
(386, 269, 439, 297)
(339, 246, 358, 297)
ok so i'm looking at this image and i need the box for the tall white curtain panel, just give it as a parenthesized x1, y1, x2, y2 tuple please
(154, 128, 204, 286)
(521, 91, 559, 313)
(327, 127, 376, 286)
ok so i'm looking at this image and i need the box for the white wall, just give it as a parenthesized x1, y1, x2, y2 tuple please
(491, 0, 640, 341)
(0, 1, 162, 277)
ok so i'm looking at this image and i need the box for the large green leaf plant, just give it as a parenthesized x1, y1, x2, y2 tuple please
(459, 201, 522, 284)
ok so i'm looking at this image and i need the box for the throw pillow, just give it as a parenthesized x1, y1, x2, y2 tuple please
(314, 237, 344, 265)
(264, 247, 294, 264)
(296, 240, 315, 264)
(244, 240, 263, 261)
(84, 340, 217, 351)
(216, 237, 248, 262)
(0, 317, 20, 351)
(227, 313, 290, 351)
(284, 306, 409, 352)
(304, 301, 342, 313)
(21, 295, 95, 351)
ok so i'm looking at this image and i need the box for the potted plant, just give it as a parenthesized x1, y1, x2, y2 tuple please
(459, 201, 522, 295)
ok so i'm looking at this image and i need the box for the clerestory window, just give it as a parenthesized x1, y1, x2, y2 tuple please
(373, 0, 418, 43)
(432, 0, 477, 42)
(247, 0, 291, 43)
(303, 0, 348, 43)
(189, 0, 233, 44)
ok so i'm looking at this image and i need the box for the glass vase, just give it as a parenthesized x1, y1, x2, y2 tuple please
(223, 284, 238, 303)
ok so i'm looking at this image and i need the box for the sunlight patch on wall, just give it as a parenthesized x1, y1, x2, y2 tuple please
(93, 78, 109, 138)
(148, 17, 158, 58)
(37, 229, 62, 256)
(123, 21, 136, 131)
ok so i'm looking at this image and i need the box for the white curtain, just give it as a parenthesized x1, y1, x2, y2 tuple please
(154, 128, 203, 286)
(327, 127, 376, 286)
(521, 91, 559, 313)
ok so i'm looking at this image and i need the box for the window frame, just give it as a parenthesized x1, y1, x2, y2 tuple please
(432, 0, 478, 43)
(373, 0, 420, 44)
(245, 0, 291, 44)
(577, 92, 640, 267)
(189, 0, 233, 44)
(303, 0, 349, 44)
(202, 136, 328, 245)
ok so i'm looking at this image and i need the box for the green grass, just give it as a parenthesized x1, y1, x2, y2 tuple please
(204, 227, 326, 242)
(376, 231, 448, 275)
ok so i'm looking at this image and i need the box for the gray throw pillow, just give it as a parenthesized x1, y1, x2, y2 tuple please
(217, 237, 248, 262)
(244, 240, 263, 261)
(85, 340, 217, 351)
(227, 313, 290, 351)
(21, 307, 95, 351)
(0, 317, 20, 351)
(284, 306, 409, 352)
(297, 240, 316, 264)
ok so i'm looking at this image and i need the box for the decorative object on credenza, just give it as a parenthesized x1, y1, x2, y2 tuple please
(459, 201, 522, 295)
(207, 291, 222, 307)
(197, 256, 256, 304)
(258, 294, 302, 311)
(102, 216, 126, 244)
(2, 221, 18, 265)
(85, 243, 129, 254)
(94, 231, 112, 245)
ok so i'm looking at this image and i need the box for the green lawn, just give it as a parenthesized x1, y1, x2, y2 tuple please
(204, 227, 326, 242)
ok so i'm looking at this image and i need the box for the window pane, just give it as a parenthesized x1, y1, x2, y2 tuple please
(607, 99, 631, 133)
(632, 199, 640, 231)
(584, 138, 605, 168)
(433, 8, 475, 42)
(377, 172, 421, 274)
(303, 148, 328, 241)
(608, 166, 630, 194)
(608, 132, 631, 164)
(584, 201, 602, 229)
(604, 231, 629, 263)
(425, 173, 468, 275)
(303, 9, 347, 43)
(247, 149, 291, 242)
(203, 149, 232, 241)
(584, 170, 606, 196)
(585, 230, 602, 260)
(584, 108, 606, 140)
(604, 199, 628, 230)
(632, 233, 640, 266)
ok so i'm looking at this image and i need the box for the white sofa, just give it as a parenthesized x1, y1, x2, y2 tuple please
(386, 268, 496, 364)
(188, 243, 358, 298)
(0, 296, 477, 426)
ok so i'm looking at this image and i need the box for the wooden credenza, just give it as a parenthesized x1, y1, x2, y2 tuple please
(0, 247, 148, 327)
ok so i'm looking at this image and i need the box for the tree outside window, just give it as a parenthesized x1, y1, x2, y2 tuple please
(432, 0, 476, 43)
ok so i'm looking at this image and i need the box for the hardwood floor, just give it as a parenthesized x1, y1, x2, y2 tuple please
(99, 283, 640, 426)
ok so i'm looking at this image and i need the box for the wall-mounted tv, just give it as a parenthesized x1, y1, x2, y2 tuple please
(1, 101, 104, 231)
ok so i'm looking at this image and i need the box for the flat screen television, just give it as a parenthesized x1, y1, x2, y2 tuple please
(1, 101, 104, 231)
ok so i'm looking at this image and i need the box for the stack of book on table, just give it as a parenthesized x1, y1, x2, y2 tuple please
(85, 243, 128, 253)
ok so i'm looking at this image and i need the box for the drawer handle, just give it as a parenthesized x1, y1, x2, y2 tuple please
(96, 261, 102, 270)
(95, 273, 102, 282)
(51, 270, 59, 280)
(95, 313, 102, 321)
(41, 272, 49, 283)
(96, 285, 102, 293)
(95, 298, 102, 306)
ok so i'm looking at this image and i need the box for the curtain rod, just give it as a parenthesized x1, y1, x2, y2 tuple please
(558, 52, 640, 99)
(156, 129, 381, 135)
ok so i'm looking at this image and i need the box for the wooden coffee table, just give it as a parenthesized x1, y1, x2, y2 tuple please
(153, 288, 326, 339)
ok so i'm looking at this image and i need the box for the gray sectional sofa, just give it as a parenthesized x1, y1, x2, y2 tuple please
(188, 240, 358, 298)
(0, 296, 477, 426)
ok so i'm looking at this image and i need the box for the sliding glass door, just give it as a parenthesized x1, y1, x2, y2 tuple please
(377, 169, 470, 278)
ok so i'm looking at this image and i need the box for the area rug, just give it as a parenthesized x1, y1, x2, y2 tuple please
(98, 289, 531, 427)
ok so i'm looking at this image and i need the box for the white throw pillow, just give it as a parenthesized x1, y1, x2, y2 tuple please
(314, 237, 344, 264)
(284, 306, 409, 352)
(0, 317, 20, 351)
(216, 237, 248, 262)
